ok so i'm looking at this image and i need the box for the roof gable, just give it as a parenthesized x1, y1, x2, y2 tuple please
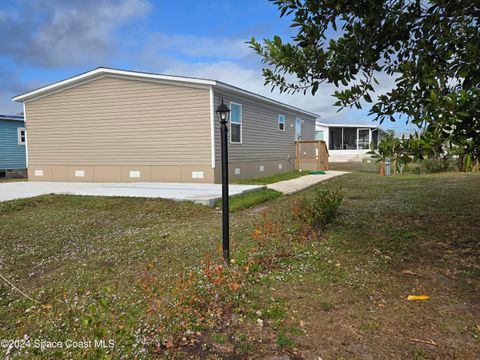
(13, 67, 318, 118)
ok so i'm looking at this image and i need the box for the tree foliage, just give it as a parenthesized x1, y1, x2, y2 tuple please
(248, 0, 480, 166)
(368, 133, 412, 174)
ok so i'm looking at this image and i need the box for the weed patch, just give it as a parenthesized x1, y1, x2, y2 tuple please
(276, 330, 294, 349)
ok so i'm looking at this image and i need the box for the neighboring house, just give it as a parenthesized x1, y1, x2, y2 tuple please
(13, 67, 319, 183)
(316, 122, 386, 162)
(0, 114, 27, 179)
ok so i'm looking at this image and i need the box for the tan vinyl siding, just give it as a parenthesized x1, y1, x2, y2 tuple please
(213, 89, 316, 164)
(26, 76, 212, 166)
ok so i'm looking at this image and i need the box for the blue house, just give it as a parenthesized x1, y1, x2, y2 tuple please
(0, 114, 27, 179)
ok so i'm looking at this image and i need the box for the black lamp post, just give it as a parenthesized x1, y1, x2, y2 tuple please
(215, 98, 231, 266)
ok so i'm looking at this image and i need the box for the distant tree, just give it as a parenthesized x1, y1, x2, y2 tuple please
(368, 133, 412, 174)
(248, 0, 480, 169)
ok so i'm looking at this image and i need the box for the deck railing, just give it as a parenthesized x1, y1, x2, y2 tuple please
(295, 140, 329, 172)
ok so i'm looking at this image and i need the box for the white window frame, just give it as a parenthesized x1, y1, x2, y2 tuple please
(229, 101, 242, 144)
(278, 114, 286, 131)
(17, 127, 26, 145)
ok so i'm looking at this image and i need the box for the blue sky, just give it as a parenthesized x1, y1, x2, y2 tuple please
(0, 0, 411, 133)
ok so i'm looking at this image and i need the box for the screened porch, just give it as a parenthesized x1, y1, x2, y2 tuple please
(328, 127, 378, 151)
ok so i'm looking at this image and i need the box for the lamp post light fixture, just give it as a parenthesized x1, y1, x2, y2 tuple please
(215, 98, 231, 266)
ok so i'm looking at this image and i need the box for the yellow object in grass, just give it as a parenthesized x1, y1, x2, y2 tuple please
(407, 295, 430, 301)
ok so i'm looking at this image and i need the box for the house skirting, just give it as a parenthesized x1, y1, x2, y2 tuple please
(28, 160, 297, 183)
(0, 168, 27, 179)
(27, 165, 215, 183)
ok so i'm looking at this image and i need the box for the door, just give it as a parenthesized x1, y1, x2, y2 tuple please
(357, 128, 370, 150)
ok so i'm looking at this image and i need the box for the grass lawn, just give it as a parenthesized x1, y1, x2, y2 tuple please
(216, 188, 281, 212)
(0, 178, 27, 183)
(1, 172, 479, 359)
(232, 170, 308, 185)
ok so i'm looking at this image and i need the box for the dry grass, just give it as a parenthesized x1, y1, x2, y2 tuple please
(1, 172, 479, 359)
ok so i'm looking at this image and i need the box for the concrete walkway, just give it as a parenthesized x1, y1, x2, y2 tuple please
(267, 171, 349, 194)
(0, 182, 263, 207)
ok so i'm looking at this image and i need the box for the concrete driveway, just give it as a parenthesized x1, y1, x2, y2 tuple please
(0, 181, 264, 207)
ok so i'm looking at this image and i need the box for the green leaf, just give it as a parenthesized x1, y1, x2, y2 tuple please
(363, 94, 372, 103)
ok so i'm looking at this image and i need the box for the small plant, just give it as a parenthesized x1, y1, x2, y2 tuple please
(211, 333, 227, 344)
(262, 302, 286, 319)
(289, 326, 306, 336)
(319, 301, 334, 312)
(412, 349, 433, 360)
(276, 330, 294, 349)
(250, 214, 293, 269)
(293, 188, 343, 231)
(470, 324, 480, 343)
(235, 334, 255, 353)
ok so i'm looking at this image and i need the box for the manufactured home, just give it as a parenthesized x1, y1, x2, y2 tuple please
(13, 67, 326, 183)
(0, 114, 27, 179)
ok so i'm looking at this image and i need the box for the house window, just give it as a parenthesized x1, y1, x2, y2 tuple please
(18, 127, 26, 145)
(230, 102, 242, 143)
(278, 114, 285, 131)
(315, 130, 324, 141)
(295, 118, 302, 140)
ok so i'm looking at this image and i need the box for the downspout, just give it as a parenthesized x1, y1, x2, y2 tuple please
(23, 102, 28, 169)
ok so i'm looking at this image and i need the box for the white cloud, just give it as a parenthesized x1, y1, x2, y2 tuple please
(137, 31, 398, 127)
(161, 60, 386, 125)
(0, 0, 151, 67)
(146, 33, 251, 59)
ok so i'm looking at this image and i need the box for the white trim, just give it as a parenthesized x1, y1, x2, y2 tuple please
(316, 121, 378, 129)
(356, 128, 370, 150)
(215, 82, 318, 118)
(13, 68, 216, 102)
(209, 87, 216, 169)
(229, 102, 242, 144)
(278, 114, 286, 131)
(23, 103, 28, 167)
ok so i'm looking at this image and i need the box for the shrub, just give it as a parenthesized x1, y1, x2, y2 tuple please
(293, 188, 343, 230)
(424, 158, 452, 173)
